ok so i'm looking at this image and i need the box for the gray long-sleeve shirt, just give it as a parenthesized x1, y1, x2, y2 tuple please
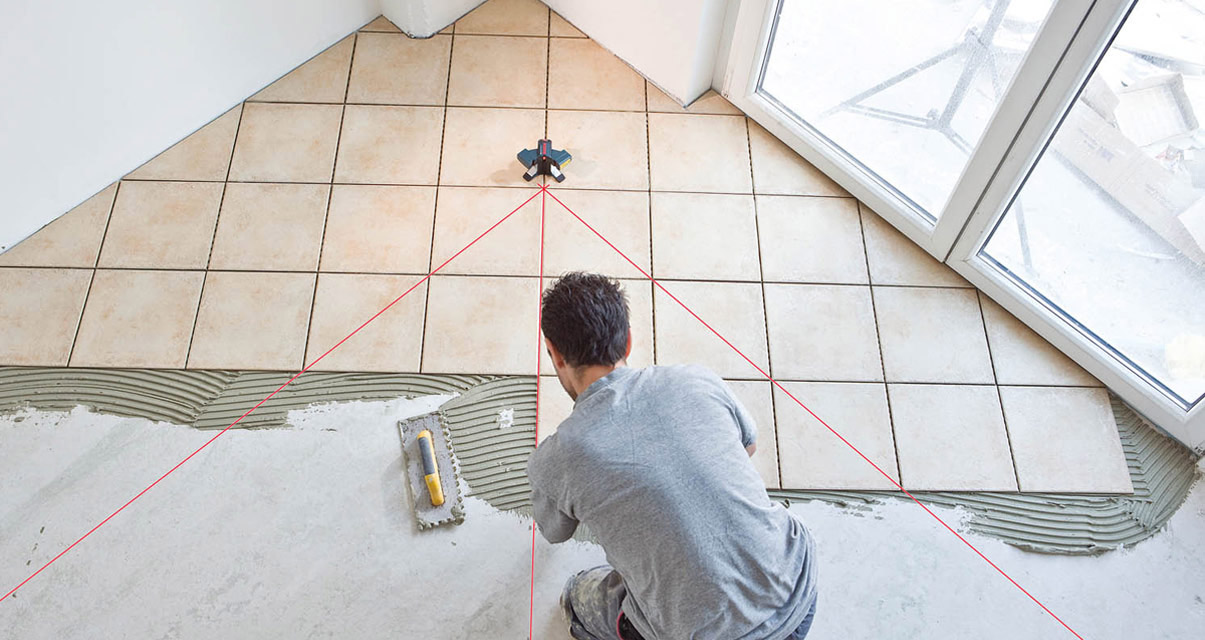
(527, 365, 818, 640)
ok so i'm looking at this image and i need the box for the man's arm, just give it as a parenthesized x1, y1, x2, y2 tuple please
(531, 484, 579, 543)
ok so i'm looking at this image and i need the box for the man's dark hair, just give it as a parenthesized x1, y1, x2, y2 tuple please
(541, 272, 630, 368)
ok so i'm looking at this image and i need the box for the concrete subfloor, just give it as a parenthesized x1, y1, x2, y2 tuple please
(1, 398, 1202, 639)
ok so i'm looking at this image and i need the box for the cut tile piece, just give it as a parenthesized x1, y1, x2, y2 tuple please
(541, 278, 653, 371)
(748, 121, 848, 197)
(764, 284, 882, 381)
(889, 384, 1018, 491)
(544, 189, 650, 278)
(422, 276, 539, 374)
(209, 183, 330, 271)
(306, 274, 426, 372)
(549, 39, 644, 111)
(547, 110, 648, 190)
(440, 107, 545, 186)
(448, 35, 547, 108)
(456, 0, 549, 36)
(757, 196, 867, 284)
(654, 281, 768, 378)
(538, 376, 576, 443)
(775, 382, 899, 490)
(0, 268, 91, 366)
(874, 287, 994, 384)
(320, 185, 435, 273)
(648, 113, 751, 193)
(335, 105, 444, 185)
(432, 187, 541, 275)
(728, 380, 780, 489)
(550, 12, 586, 37)
(650, 192, 760, 281)
(126, 105, 242, 181)
(361, 16, 401, 33)
(0, 183, 116, 268)
(71, 270, 203, 368)
(1000, 386, 1132, 493)
(188, 272, 316, 370)
(860, 205, 969, 287)
(250, 35, 354, 103)
(228, 103, 342, 182)
(646, 83, 742, 115)
(98, 181, 223, 269)
(980, 294, 1100, 387)
(347, 33, 452, 105)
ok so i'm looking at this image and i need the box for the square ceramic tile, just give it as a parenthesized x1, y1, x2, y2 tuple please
(422, 276, 539, 374)
(456, 0, 548, 36)
(70, 270, 204, 368)
(654, 281, 768, 378)
(188, 272, 316, 370)
(448, 35, 547, 108)
(999, 386, 1132, 493)
(544, 189, 650, 278)
(548, 39, 644, 111)
(305, 273, 427, 371)
(126, 105, 242, 182)
(748, 121, 848, 197)
(320, 185, 436, 273)
(757, 195, 867, 284)
(250, 35, 354, 103)
(537, 376, 575, 443)
(650, 192, 760, 281)
(980, 294, 1100, 387)
(361, 16, 401, 33)
(646, 83, 742, 115)
(763, 284, 882, 381)
(874, 287, 994, 384)
(440, 107, 545, 186)
(860, 205, 969, 287)
(648, 114, 751, 193)
(546, 110, 648, 190)
(209, 183, 330, 271)
(727, 380, 780, 489)
(228, 103, 342, 183)
(541, 278, 653, 371)
(431, 187, 541, 275)
(334, 105, 444, 185)
(775, 382, 899, 489)
(550, 12, 586, 37)
(889, 384, 1018, 491)
(0, 268, 91, 366)
(0, 183, 116, 268)
(347, 33, 452, 105)
(98, 181, 223, 269)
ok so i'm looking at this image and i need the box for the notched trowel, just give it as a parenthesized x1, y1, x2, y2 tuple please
(398, 412, 465, 530)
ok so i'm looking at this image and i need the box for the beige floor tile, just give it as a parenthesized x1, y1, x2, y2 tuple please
(305, 273, 427, 371)
(775, 382, 899, 490)
(228, 103, 342, 183)
(447, 35, 546, 108)
(0, 268, 91, 366)
(650, 192, 759, 281)
(361, 16, 401, 33)
(540, 278, 653, 371)
(334, 105, 444, 185)
(188, 271, 316, 370)
(126, 105, 242, 182)
(432, 187, 541, 275)
(748, 121, 848, 197)
(537, 375, 575, 443)
(874, 287, 994, 384)
(98, 181, 223, 269)
(547, 110, 648, 190)
(544, 189, 650, 278)
(347, 33, 451, 106)
(646, 83, 742, 115)
(250, 36, 354, 104)
(757, 196, 867, 284)
(550, 12, 586, 38)
(728, 380, 780, 489)
(979, 294, 1100, 387)
(0, 183, 116, 268)
(422, 276, 539, 374)
(648, 113, 751, 193)
(548, 39, 644, 111)
(654, 280, 768, 378)
(860, 205, 969, 287)
(889, 384, 1018, 491)
(209, 183, 329, 271)
(441, 107, 546, 187)
(70, 270, 204, 368)
(320, 185, 435, 273)
(999, 386, 1132, 493)
(456, 0, 548, 36)
(764, 284, 882, 381)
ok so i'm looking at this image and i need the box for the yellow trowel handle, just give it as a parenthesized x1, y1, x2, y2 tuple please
(416, 429, 445, 507)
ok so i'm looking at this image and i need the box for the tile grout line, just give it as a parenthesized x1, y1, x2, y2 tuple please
(977, 288, 1024, 492)
(65, 182, 124, 367)
(643, 76, 657, 367)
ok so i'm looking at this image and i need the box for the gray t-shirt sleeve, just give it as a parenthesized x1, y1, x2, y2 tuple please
(728, 386, 758, 448)
(528, 444, 580, 543)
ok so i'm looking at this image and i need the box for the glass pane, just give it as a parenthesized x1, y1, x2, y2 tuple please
(759, 0, 1055, 219)
(982, 0, 1205, 408)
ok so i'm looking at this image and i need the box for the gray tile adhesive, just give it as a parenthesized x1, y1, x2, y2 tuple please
(0, 368, 1197, 555)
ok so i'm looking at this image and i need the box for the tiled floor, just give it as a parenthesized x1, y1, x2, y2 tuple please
(0, 0, 1130, 494)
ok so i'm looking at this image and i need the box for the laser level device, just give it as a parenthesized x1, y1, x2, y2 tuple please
(416, 428, 445, 507)
(518, 139, 572, 182)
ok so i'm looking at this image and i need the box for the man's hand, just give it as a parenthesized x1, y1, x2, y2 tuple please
(745, 443, 757, 457)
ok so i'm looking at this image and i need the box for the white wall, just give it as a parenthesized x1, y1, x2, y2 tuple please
(0, 0, 377, 251)
(381, 0, 484, 38)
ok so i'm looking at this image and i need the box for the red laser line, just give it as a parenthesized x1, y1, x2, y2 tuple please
(529, 184, 548, 639)
(542, 187, 1085, 640)
(1, 186, 546, 605)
